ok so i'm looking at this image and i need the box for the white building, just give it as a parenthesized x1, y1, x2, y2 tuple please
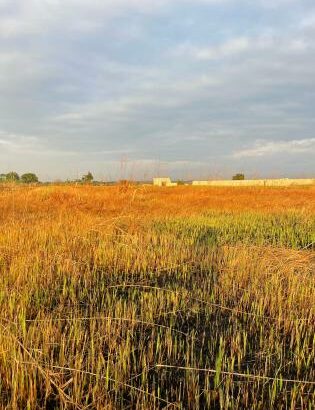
(153, 177, 177, 187)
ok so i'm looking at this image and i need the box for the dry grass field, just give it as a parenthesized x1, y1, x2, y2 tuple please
(0, 184, 314, 409)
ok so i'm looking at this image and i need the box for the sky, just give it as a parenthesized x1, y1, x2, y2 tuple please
(0, 0, 314, 181)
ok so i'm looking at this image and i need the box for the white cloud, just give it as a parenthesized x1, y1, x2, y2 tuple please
(1, 0, 296, 40)
(233, 138, 315, 158)
(192, 37, 250, 60)
(175, 32, 311, 61)
(0, 0, 180, 38)
(52, 70, 223, 125)
(0, 130, 39, 151)
(299, 12, 315, 28)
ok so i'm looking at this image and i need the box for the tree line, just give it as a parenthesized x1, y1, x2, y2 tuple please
(1, 171, 246, 184)
(0, 171, 95, 184)
(0, 172, 39, 184)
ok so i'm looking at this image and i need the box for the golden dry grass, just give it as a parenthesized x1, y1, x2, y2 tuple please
(1, 184, 314, 218)
(0, 184, 314, 409)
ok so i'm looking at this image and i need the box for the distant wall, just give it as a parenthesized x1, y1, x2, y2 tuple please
(192, 179, 315, 187)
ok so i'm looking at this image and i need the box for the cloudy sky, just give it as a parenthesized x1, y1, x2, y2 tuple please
(0, 0, 314, 181)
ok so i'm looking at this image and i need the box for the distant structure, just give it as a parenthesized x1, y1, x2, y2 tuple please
(153, 177, 177, 187)
(192, 178, 315, 187)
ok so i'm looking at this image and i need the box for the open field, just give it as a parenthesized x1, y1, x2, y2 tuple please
(0, 185, 314, 409)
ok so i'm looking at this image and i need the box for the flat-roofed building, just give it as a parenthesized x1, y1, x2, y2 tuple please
(153, 177, 177, 187)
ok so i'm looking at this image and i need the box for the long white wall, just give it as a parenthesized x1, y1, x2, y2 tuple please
(192, 179, 315, 187)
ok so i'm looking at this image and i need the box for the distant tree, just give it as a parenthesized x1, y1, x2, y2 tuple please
(232, 173, 245, 181)
(82, 172, 94, 183)
(6, 172, 20, 182)
(0, 174, 7, 182)
(21, 173, 39, 184)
